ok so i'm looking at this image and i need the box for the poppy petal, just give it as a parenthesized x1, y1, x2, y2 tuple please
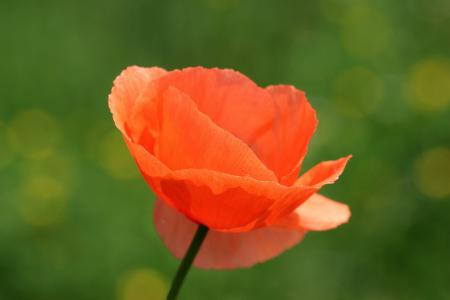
(252, 85, 318, 185)
(274, 194, 351, 231)
(154, 199, 305, 269)
(263, 155, 352, 224)
(123, 129, 286, 231)
(153, 86, 277, 182)
(156, 169, 315, 231)
(295, 155, 352, 187)
(108, 66, 166, 134)
(153, 67, 276, 149)
(124, 137, 170, 178)
(127, 136, 348, 232)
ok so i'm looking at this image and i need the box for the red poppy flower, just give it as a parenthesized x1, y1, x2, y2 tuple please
(109, 66, 351, 269)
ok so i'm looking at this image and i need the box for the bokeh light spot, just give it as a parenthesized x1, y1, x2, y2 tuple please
(21, 152, 78, 191)
(339, 4, 392, 58)
(118, 268, 167, 300)
(24, 175, 66, 199)
(17, 175, 68, 227)
(414, 147, 450, 199)
(332, 67, 384, 117)
(16, 152, 76, 228)
(97, 130, 139, 180)
(7, 109, 60, 159)
(406, 58, 450, 112)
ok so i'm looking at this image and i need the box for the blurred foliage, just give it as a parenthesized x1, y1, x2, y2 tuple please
(1, 0, 449, 299)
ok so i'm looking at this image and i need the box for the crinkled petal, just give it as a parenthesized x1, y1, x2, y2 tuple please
(124, 127, 305, 231)
(295, 155, 352, 188)
(153, 86, 277, 181)
(274, 194, 351, 231)
(127, 131, 350, 231)
(153, 67, 276, 148)
(154, 199, 305, 269)
(264, 155, 352, 224)
(252, 85, 317, 185)
(108, 66, 166, 135)
(124, 137, 170, 178)
(156, 169, 315, 231)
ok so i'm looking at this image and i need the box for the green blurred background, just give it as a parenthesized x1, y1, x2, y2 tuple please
(1, 0, 449, 299)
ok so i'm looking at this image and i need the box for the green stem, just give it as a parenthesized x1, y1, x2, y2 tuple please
(166, 224, 209, 300)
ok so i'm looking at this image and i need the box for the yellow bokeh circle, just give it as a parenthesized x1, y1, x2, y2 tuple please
(414, 147, 450, 199)
(22, 152, 77, 191)
(16, 152, 76, 227)
(406, 58, 450, 112)
(7, 109, 61, 159)
(118, 268, 168, 300)
(339, 5, 392, 58)
(17, 175, 68, 227)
